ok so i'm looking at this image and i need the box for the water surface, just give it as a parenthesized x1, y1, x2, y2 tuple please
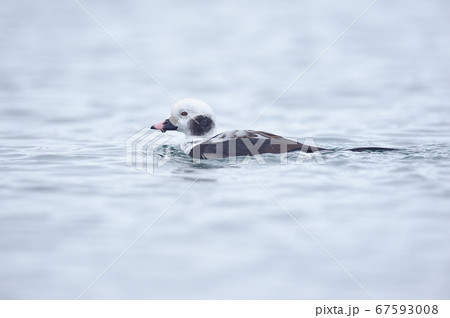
(1, 0, 449, 299)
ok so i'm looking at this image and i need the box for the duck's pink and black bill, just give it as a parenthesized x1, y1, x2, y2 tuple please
(151, 119, 178, 133)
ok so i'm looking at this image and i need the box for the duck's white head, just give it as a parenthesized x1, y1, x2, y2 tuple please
(151, 98, 216, 137)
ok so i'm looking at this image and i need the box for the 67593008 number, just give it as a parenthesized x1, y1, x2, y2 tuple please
(375, 304, 438, 315)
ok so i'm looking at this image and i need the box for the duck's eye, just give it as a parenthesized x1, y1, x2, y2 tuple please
(180, 111, 188, 117)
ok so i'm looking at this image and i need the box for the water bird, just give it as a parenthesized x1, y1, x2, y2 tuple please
(151, 98, 395, 159)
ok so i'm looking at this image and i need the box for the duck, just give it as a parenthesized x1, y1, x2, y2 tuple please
(151, 98, 395, 159)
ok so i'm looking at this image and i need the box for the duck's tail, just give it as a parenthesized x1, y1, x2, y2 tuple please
(347, 147, 397, 152)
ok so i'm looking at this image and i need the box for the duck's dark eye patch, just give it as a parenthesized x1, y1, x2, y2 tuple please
(189, 115, 215, 136)
(181, 111, 188, 117)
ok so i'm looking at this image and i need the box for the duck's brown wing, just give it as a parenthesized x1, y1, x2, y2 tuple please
(189, 130, 325, 159)
(244, 130, 327, 154)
